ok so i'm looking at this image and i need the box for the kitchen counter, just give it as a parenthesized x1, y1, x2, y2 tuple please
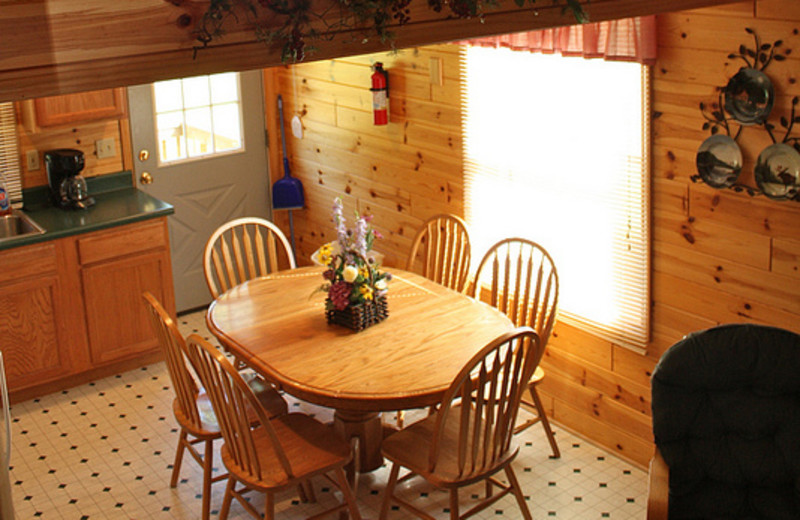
(1, 171, 173, 251)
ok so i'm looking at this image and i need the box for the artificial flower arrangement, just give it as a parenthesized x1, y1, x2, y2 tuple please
(315, 197, 391, 331)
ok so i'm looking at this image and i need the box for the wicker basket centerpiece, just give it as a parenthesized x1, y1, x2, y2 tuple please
(315, 197, 391, 332)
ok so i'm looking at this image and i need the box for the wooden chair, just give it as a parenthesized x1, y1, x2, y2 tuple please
(406, 214, 471, 294)
(470, 238, 560, 458)
(203, 217, 297, 299)
(142, 292, 288, 520)
(379, 327, 541, 520)
(396, 214, 471, 428)
(183, 333, 362, 520)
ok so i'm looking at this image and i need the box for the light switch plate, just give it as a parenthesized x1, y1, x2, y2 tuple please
(429, 57, 443, 86)
(95, 138, 116, 159)
(26, 150, 40, 171)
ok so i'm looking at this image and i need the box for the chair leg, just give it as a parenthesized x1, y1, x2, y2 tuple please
(170, 429, 188, 488)
(529, 385, 560, 458)
(219, 478, 235, 520)
(298, 480, 317, 503)
(201, 438, 214, 520)
(396, 410, 405, 429)
(379, 462, 401, 520)
(264, 491, 275, 520)
(449, 488, 459, 520)
(504, 466, 532, 520)
(334, 466, 362, 520)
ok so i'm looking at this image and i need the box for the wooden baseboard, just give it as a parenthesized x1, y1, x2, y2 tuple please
(8, 350, 164, 405)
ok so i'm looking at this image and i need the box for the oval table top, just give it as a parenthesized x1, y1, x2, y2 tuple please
(206, 266, 514, 412)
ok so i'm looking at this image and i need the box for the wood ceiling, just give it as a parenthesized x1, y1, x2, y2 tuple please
(0, 0, 737, 101)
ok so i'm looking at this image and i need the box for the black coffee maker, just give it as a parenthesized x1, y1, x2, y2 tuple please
(44, 149, 95, 210)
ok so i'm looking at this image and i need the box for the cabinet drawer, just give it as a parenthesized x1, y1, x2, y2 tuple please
(0, 242, 57, 285)
(78, 219, 167, 265)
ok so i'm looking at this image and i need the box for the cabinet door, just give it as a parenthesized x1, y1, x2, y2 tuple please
(0, 242, 73, 391)
(81, 249, 173, 365)
(34, 88, 126, 127)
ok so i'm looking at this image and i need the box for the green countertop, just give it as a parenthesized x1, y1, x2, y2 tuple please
(0, 172, 174, 251)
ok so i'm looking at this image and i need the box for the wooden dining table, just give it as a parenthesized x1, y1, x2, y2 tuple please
(206, 265, 513, 472)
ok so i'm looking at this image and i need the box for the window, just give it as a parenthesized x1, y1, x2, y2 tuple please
(0, 102, 22, 206)
(153, 72, 244, 164)
(461, 46, 650, 351)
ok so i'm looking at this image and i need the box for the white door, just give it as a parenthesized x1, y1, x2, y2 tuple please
(128, 71, 272, 312)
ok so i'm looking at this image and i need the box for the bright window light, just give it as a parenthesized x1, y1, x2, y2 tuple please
(462, 46, 650, 350)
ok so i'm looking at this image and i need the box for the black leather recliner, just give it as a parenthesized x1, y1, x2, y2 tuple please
(648, 323, 800, 519)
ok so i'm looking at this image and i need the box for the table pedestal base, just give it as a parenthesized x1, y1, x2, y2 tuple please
(333, 409, 384, 472)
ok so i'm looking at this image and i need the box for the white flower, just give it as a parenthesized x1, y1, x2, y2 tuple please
(342, 265, 359, 283)
(375, 279, 387, 291)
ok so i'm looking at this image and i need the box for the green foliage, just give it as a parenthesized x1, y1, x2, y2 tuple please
(195, 0, 589, 63)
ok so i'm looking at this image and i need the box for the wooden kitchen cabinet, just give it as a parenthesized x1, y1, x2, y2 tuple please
(32, 88, 126, 127)
(78, 219, 174, 365)
(0, 242, 76, 391)
(1, 217, 174, 401)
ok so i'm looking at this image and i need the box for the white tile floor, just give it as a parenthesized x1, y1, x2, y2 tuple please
(6, 309, 647, 519)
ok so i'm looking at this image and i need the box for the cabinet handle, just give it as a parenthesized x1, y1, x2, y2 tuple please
(140, 172, 153, 185)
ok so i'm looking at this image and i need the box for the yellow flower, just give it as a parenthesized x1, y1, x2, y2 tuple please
(359, 284, 374, 301)
(359, 265, 370, 279)
(313, 242, 335, 266)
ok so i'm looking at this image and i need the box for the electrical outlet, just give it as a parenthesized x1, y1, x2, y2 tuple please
(26, 150, 40, 171)
(95, 138, 116, 159)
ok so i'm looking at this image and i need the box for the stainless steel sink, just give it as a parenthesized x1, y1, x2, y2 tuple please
(0, 211, 46, 242)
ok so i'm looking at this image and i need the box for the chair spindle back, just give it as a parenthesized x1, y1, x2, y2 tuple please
(428, 328, 540, 478)
(407, 214, 471, 293)
(472, 238, 558, 351)
(183, 334, 294, 482)
(204, 217, 297, 298)
(142, 292, 202, 429)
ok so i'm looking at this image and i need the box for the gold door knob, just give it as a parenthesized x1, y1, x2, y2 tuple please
(138, 149, 150, 162)
(140, 172, 153, 185)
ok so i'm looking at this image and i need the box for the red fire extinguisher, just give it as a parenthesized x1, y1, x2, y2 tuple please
(371, 62, 389, 126)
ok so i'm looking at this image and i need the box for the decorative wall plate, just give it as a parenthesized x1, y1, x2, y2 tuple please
(754, 143, 800, 200)
(723, 68, 775, 125)
(696, 135, 743, 188)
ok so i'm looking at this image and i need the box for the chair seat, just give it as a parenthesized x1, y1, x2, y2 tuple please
(221, 413, 352, 490)
(382, 405, 520, 488)
(530, 365, 544, 385)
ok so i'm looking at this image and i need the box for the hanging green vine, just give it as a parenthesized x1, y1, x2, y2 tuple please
(194, 0, 588, 62)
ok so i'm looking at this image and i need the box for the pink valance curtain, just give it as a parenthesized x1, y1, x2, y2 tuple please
(464, 15, 657, 65)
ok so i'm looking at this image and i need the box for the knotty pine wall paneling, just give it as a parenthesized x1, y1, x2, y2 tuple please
(274, 0, 800, 468)
(271, 45, 464, 268)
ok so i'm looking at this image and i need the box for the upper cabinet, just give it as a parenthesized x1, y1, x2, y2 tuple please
(32, 88, 127, 127)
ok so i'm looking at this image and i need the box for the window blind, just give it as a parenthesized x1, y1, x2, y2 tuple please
(0, 103, 23, 206)
(461, 46, 651, 351)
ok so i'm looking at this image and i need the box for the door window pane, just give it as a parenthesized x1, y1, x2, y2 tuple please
(210, 73, 239, 104)
(156, 111, 186, 162)
(212, 104, 242, 152)
(185, 107, 214, 157)
(152, 73, 244, 164)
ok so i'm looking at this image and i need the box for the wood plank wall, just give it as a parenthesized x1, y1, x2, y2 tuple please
(274, 0, 800, 468)
(270, 46, 465, 268)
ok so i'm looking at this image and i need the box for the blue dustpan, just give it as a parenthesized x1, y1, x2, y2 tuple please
(272, 95, 305, 210)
